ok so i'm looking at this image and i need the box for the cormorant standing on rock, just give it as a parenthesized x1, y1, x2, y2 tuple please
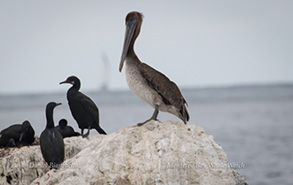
(60, 76, 107, 137)
(0, 120, 35, 147)
(56, 119, 80, 138)
(40, 102, 64, 169)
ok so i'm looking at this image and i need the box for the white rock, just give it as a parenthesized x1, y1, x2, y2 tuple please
(0, 136, 90, 185)
(1, 121, 247, 185)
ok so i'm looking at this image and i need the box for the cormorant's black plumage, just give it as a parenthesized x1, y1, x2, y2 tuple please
(40, 102, 64, 169)
(60, 76, 107, 137)
(19, 120, 35, 145)
(0, 120, 35, 148)
(56, 119, 80, 138)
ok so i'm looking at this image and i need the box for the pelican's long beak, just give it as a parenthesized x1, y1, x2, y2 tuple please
(119, 19, 137, 72)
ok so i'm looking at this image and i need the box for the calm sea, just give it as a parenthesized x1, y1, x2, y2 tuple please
(1, 84, 292, 185)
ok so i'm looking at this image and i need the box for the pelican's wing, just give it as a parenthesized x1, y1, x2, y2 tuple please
(139, 63, 188, 110)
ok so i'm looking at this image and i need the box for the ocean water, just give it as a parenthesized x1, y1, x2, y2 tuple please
(0, 84, 293, 185)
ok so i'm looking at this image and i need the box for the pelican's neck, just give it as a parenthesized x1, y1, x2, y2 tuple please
(126, 45, 141, 66)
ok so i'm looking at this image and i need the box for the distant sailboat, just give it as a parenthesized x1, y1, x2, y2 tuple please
(100, 53, 111, 92)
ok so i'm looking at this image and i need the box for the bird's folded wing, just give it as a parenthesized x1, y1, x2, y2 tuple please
(139, 63, 187, 110)
(80, 93, 99, 122)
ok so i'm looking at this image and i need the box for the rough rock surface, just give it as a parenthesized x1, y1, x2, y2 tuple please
(0, 136, 90, 185)
(0, 121, 247, 185)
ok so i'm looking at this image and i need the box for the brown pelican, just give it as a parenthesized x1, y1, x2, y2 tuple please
(119, 11, 189, 125)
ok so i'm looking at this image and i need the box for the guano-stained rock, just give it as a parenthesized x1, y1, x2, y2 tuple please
(0, 121, 247, 185)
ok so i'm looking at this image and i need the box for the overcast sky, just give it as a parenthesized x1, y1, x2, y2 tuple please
(0, 0, 292, 94)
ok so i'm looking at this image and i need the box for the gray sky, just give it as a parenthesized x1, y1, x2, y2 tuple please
(0, 0, 292, 94)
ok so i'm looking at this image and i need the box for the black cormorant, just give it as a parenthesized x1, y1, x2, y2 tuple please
(0, 120, 35, 147)
(56, 119, 80, 138)
(40, 102, 64, 169)
(19, 120, 35, 145)
(60, 76, 107, 137)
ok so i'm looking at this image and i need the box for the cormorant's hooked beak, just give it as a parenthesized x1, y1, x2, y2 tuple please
(119, 19, 137, 72)
(56, 103, 62, 107)
(59, 80, 74, 85)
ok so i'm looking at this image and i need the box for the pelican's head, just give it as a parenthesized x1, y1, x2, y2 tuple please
(119, 11, 144, 72)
